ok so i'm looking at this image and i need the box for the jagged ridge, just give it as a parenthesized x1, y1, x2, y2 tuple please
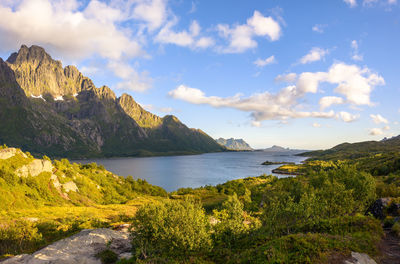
(0, 45, 225, 158)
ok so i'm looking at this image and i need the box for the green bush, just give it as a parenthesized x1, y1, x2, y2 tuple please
(96, 249, 118, 264)
(131, 199, 212, 259)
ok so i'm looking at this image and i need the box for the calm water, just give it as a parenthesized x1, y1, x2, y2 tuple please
(74, 152, 307, 192)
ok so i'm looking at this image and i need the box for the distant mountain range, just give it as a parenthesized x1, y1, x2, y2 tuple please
(259, 145, 308, 155)
(216, 138, 253, 151)
(0, 45, 225, 158)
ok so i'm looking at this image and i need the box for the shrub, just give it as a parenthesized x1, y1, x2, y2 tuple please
(96, 249, 118, 264)
(131, 199, 212, 259)
(212, 194, 247, 248)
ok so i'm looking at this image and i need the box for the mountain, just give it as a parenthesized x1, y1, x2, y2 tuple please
(300, 135, 400, 160)
(216, 138, 253, 151)
(0, 45, 225, 158)
(260, 145, 307, 155)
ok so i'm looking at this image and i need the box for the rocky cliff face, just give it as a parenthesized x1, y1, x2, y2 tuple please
(216, 138, 253, 151)
(0, 45, 225, 158)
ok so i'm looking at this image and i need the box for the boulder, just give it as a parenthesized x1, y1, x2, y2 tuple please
(1, 228, 131, 264)
(16, 159, 53, 177)
(62, 181, 78, 193)
(0, 148, 27, 159)
(344, 252, 377, 264)
(367, 198, 400, 219)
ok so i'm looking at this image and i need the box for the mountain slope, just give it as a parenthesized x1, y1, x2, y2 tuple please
(0, 45, 225, 158)
(300, 135, 400, 160)
(216, 138, 253, 150)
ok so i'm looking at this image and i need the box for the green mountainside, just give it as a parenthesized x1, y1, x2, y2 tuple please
(300, 135, 400, 160)
(0, 45, 225, 158)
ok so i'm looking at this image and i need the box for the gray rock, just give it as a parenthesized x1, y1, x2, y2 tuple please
(118, 252, 132, 260)
(344, 252, 377, 264)
(1, 228, 131, 264)
(16, 159, 53, 177)
(62, 181, 78, 193)
(0, 148, 27, 159)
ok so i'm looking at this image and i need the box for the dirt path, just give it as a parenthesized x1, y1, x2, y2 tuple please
(378, 229, 400, 264)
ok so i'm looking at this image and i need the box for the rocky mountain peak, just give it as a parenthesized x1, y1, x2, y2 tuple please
(7, 44, 54, 65)
(95, 85, 116, 100)
(118, 93, 162, 128)
(216, 138, 253, 151)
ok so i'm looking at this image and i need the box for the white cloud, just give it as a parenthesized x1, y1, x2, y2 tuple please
(254, 55, 276, 67)
(370, 114, 389, 124)
(0, 0, 144, 60)
(155, 20, 214, 49)
(296, 63, 384, 105)
(344, 0, 357, 7)
(169, 84, 335, 123)
(312, 123, 322, 128)
(251, 121, 261, 127)
(319, 96, 345, 110)
(131, 0, 168, 31)
(216, 10, 281, 53)
(363, 0, 397, 6)
(351, 40, 363, 61)
(336, 111, 359, 122)
(139, 103, 173, 113)
(369, 128, 383, 135)
(108, 60, 153, 92)
(275, 73, 297, 83)
(247, 11, 281, 41)
(299, 47, 329, 64)
(80, 66, 99, 75)
(383, 125, 390, 130)
(169, 62, 384, 124)
(312, 24, 326, 33)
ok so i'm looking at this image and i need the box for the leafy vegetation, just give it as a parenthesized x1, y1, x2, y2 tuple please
(0, 148, 167, 258)
(2, 142, 400, 263)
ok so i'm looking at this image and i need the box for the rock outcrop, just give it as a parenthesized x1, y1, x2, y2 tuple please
(1, 228, 132, 264)
(16, 159, 53, 177)
(344, 252, 377, 264)
(0, 148, 27, 159)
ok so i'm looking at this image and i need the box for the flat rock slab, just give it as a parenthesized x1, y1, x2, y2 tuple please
(344, 252, 377, 264)
(1, 228, 131, 264)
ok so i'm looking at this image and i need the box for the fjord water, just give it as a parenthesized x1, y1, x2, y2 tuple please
(75, 152, 307, 192)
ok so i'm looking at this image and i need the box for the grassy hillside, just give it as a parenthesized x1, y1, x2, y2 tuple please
(2, 144, 400, 263)
(300, 135, 400, 160)
(0, 146, 167, 257)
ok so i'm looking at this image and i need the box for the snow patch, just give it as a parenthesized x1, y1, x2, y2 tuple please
(31, 94, 45, 101)
(73, 93, 78, 97)
(54, 96, 64, 101)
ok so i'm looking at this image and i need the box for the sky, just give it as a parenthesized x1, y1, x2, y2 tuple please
(0, 0, 399, 150)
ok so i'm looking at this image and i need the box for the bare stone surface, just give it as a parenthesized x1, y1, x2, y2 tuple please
(0, 148, 27, 159)
(1, 228, 131, 264)
(16, 159, 53, 177)
(344, 252, 377, 264)
(62, 181, 79, 193)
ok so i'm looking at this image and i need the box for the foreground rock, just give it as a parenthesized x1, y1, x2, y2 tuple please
(344, 252, 377, 264)
(1, 228, 132, 264)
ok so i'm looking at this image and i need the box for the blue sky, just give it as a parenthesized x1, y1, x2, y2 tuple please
(0, 0, 399, 149)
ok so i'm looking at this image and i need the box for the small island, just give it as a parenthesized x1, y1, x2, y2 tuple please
(261, 161, 295, 165)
